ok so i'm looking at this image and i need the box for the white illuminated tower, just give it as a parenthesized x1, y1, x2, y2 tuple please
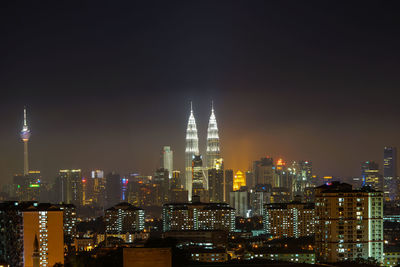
(20, 107, 31, 176)
(185, 102, 199, 201)
(206, 102, 220, 170)
(161, 146, 173, 178)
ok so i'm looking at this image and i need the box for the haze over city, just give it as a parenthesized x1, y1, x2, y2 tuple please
(1, 1, 400, 184)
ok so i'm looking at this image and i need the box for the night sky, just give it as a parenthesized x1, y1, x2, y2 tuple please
(1, 1, 400, 184)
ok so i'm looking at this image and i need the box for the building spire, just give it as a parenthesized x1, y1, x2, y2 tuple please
(206, 102, 220, 169)
(24, 106, 27, 127)
(185, 102, 199, 201)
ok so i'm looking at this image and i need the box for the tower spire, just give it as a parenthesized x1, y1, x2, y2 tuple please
(206, 102, 220, 170)
(20, 107, 31, 175)
(185, 102, 199, 201)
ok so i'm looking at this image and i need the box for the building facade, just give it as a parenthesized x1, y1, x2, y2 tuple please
(315, 182, 383, 263)
(104, 202, 145, 234)
(162, 201, 235, 232)
(263, 202, 314, 238)
(384, 147, 397, 201)
(185, 103, 199, 201)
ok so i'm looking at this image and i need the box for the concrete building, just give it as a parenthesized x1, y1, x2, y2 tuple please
(208, 158, 224, 203)
(162, 198, 235, 232)
(161, 146, 173, 178)
(0, 202, 64, 267)
(315, 182, 383, 263)
(384, 147, 397, 201)
(263, 202, 315, 238)
(229, 190, 249, 218)
(104, 202, 145, 234)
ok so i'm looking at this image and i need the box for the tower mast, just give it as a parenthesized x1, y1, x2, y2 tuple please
(20, 107, 31, 176)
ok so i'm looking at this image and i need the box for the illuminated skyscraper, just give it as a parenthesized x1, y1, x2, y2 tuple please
(185, 102, 199, 201)
(233, 170, 246, 191)
(206, 102, 220, 170)
(361, 161, 381, 190)
(384, 147, 397, 201)
(192, 155, 208, 202)
(161, 146, 173, 178)
(209, 158, 224, 203)
(20, 107, 31, 176)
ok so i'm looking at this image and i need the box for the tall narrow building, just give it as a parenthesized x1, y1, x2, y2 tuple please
(161, 146, 173, 178)
(20, 107, 31, 176)
(185, 102, 199, 201)
(384, 147, 397, 201)
(206, 102, 220, 170)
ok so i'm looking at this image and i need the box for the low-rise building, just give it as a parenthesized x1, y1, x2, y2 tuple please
(190, 248, 228, 263)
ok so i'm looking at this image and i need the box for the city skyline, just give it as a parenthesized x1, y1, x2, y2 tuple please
(1, 1, 400, 186)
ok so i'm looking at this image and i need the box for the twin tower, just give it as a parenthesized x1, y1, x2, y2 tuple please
(185, 102, 220, 201)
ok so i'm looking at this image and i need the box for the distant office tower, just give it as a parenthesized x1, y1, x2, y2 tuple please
(154, 168, 170, 204)
(92, 170, 106, 207)
(162, 200, 235, 232)
(55, 169, 82, 205)
(185, 103, 199, 201)
(0, 202, 64, 267)
(292, 160, 313, 196)
(384, 147, 397, 201)
(224, 169, 234, 202)
(206, 103, 220, 170)
(209, 158, 224, 203)
(315, 182, 383, 263)
(245, 171, 254, 189)
(105, 202, 145, 233)
(253, 157, 274, 186)
(170, 170, 181, 189)
(361, 161, 381, 190)
(106, 172, 121, 207)
(192, 155, 208, 202)
(229, 189, 250, 217)
(20, 107, 31, 176)
(233, 170, 246, 191)
(161, 146, 173, 178)
(263, 202, 315, 239)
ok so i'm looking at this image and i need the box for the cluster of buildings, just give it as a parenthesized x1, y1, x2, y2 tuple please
(2, 107, 400, 266)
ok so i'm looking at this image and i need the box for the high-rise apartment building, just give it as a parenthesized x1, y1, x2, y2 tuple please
(57, 203, 77, 245)
(263, 202, 315, 239)
(208, 158, 224, 203)
(361, 161, 381, 190)
(162, 199, 235, 232)
(185, 103, 199, 201)
(0, 202, 64, 267)
(104, 202, 145, 234)
(315, 182, 383, 263)
(161, 146, 173, 178)
(384, 147, 398, 201)
(206, 103, 220, 170)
